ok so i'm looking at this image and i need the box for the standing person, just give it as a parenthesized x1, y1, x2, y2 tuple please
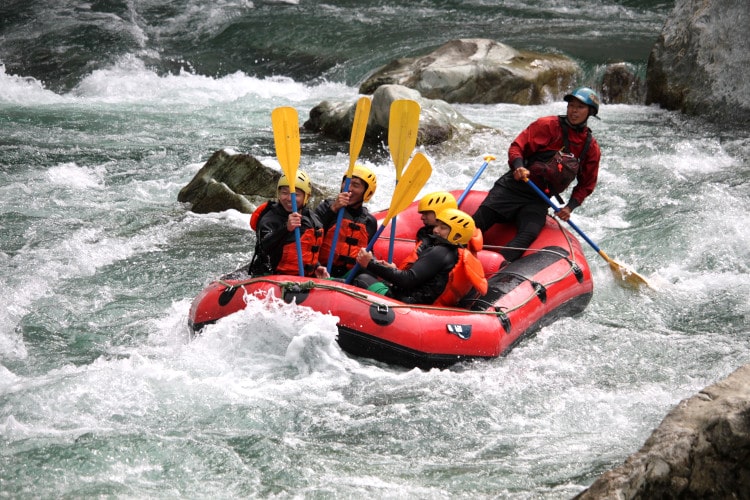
(472, 87, 602, 262)
(353, 208, 486, 306)
(315, 165, 378, 278)
(249, 171, 327, 277)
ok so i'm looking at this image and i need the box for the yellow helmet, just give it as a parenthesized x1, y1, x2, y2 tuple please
(418, 191, 457, 214)
(347, 164, 377, 202)
(436, 208, 475, 246)
(278, 170, 312, 205)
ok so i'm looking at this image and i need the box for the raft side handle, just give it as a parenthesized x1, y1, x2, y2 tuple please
(531, 281, 547, 303)
(369, 303, 396, 326)
(494, 307, 511, 333)
(572, 263, 584, 283)
(218, 285, 239, 306)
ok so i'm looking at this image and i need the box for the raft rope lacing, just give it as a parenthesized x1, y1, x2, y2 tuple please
(221, 218, 581, 321)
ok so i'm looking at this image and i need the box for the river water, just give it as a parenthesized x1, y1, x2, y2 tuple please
(2, 1, 749, 498)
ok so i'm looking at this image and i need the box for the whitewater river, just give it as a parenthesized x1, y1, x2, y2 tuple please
(1, 0, 749, 498)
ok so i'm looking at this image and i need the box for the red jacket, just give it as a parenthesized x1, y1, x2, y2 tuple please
(508, 115, 601, 209)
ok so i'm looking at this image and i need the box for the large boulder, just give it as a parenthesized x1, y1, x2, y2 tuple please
(304, 84, 496, 147)
(576, 363, 750, 498)
(359, 38, 580, 105)
(600, 63, 645, 105)
(646, 0, 750, 127)
(178, 149, 328, 214)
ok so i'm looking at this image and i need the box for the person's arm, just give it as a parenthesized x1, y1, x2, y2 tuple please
(365, 246, 453, 290)
(313, 199, 337, 228)
(508, 116, 560, 181)
(257, 209, 292, 253)
(508, 117, 556, 168)
(567, 138, 601, 210)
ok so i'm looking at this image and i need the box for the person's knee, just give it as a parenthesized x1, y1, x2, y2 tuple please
(352, 272, 378, 289)
(514, 223, 543, 247)
(352, 273, 391, 296)
(472, 206, 497, 232)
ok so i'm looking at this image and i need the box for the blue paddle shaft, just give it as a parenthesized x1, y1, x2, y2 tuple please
(457, 159, 491, 207)
(344, 223, 385, 284)
(526, 179, 603, 253)
(326, 177, 352, 273)
(387, 218, 397, 262)
(290, 194, 305, 276)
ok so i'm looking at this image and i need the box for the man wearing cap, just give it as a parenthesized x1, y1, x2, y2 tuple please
(472, 87, 602, 262)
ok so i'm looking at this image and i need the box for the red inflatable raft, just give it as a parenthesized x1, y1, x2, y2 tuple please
(188, 190, 593, 369)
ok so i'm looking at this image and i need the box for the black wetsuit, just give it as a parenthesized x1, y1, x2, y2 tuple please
(249, 201, 322, 276)
(358, 235, 458, 304)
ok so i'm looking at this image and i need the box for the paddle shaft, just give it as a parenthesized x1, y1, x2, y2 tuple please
(525, 179, 603, 253)
(457, 155, 495, 207)
(289, 193, 305, 275)
(327, 97, 371, 274)
(345, 152, 432, 284)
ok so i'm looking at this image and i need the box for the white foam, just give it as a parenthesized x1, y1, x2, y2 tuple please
(46, 163, 105, 190)
(0, 64, 65, 105)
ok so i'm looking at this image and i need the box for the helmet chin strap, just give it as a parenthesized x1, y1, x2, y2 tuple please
(561, 115, 588, 132)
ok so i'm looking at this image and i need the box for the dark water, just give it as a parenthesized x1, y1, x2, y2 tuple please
(3, 1, 749, 498)
(2, 0, 670, 92)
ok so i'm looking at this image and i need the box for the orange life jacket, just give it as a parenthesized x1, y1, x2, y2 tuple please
(399, 241, 422, 271)
(433, 229, 488, 307)
(319, 215, 370, 271)
(251, 201, 323, 277)
(399, 225, 435, 270)
(276, 225, 324, 276)
(250, 201, 269, 231)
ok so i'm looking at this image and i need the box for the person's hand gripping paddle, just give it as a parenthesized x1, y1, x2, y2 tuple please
(345, 152, 433, 284)
(326, 96, 371, 274)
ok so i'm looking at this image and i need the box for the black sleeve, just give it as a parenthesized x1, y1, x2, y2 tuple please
(313, 199, 337, 229)
(257, 208, 290, 253)
(366, 245, 454, 289)
(365, 213, 378, 241)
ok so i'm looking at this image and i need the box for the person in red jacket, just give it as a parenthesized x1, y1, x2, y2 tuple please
(472, 87, 602, 262)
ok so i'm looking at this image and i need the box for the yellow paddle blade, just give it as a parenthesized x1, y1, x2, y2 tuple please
(346, 96, 371, 177)
(271, 106, 301, 192)
(383, 152, 432, 226)
(600, 251, 652, 289)
(388, 99, 420, 180)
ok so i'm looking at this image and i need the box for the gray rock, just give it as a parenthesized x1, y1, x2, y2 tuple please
(600, 63, 645, 105)
(646, 0, 750, 127)
(359, 38, 581, 105)
(178, 149, 328, 214)
(576, 363, 750, 499)
(304, 84, 494, 147)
